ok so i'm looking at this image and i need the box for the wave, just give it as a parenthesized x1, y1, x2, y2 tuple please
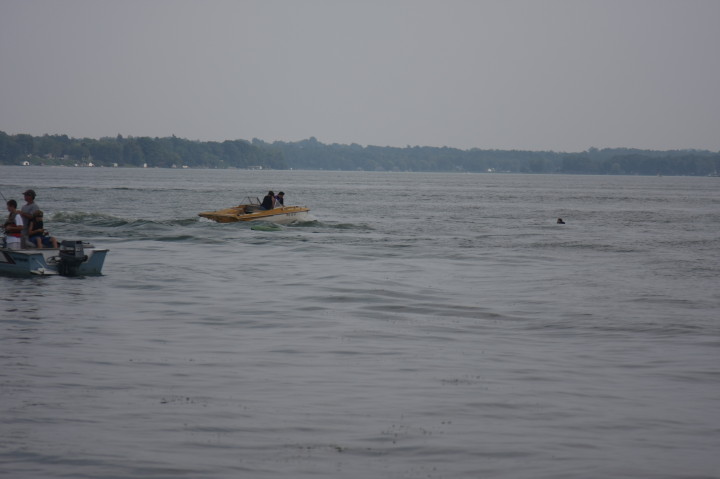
(52, 211, 133, 227)
(45, 211, 356, 244)
(51, 211, 199, 228)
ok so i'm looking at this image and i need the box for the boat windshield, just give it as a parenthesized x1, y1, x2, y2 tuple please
(240, 196, 262, 205)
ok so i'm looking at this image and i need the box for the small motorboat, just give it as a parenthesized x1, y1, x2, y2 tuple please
(198, 196, 311, 224)
(0, 240, 109, 276)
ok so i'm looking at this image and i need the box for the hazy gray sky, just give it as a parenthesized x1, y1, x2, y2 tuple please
(1, 0, 719, 151)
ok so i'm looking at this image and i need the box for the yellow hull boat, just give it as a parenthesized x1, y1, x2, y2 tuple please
(199, 197, 311, 224)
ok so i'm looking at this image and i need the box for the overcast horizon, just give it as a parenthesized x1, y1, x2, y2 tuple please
(2, 0, 719, 153)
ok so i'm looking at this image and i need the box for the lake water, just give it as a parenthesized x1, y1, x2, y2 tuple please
(1, 166, 719, 478)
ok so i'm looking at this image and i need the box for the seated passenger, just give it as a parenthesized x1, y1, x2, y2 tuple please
(261, 191, 275, 210)
(28, 210, 59, 249)
(275, 191, 285, 205)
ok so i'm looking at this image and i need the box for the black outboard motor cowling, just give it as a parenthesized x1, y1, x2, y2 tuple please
(58, 240, 88, 276)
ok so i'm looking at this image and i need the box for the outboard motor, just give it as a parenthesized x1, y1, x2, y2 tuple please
(58, 240, 88, 276)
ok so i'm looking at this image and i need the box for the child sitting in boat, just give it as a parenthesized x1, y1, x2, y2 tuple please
(28, 210, 59, 249)
(3, 199, 23, 249)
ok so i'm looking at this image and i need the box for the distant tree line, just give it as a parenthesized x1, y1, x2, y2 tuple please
(0, 131, 286, 169)
(1, 131, 718, 176)
(260, 138, 720, 176)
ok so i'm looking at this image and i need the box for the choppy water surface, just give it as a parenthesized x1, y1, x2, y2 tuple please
(1, 167, 719, 478)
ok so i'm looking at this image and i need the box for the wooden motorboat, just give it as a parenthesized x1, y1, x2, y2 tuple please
(198, 196, 310, 224)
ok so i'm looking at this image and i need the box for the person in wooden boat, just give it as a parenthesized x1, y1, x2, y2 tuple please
(261, 191, 276, 210)
(28, 210, 59, 249)
(275, 191, 285, 205)
(20, 189, 40, 248)
(3, 199, 24, 250)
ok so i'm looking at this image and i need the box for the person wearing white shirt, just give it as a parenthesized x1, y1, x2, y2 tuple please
(4, 199, 24, 249)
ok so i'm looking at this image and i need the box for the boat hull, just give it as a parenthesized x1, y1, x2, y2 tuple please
(0, 245, 108, 276)
(198, 205, 311, 224)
